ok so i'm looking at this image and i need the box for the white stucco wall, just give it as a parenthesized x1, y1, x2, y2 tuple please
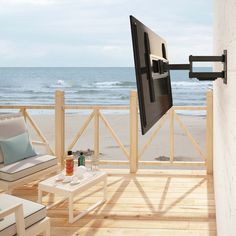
(213, 0, 236, 235)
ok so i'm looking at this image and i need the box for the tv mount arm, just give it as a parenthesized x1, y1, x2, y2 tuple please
(167, 50, 227, 84)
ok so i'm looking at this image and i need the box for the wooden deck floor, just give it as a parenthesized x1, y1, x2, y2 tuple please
(13, 169, 216, 236)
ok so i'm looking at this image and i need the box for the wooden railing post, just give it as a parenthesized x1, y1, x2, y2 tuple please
(206, 91, 213, 175)
(169, 108, 174, 163)
(20, 108, 27, 121)
(94, 108, 100, 162)
(55, 90, 65, 169)
(130, 90, 138, 173)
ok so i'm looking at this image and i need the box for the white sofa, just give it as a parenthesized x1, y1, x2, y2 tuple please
(0, 114, 58, 192)
(0, 194, 50, 236)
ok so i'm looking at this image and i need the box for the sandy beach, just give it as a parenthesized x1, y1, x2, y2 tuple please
(29, 113, 206, 167)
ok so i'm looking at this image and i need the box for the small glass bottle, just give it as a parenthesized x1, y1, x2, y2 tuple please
(73, 152, 78, 176)
(77, 152, 80, 167)
(66, 150, 74, 176)
(91, 154, 99, 171)
(79, 152, 85, 166)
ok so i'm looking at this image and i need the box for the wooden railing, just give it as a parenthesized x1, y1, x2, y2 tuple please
(0, 105, 55, 156)
(0, 90, 213, 175)
(138, 105, 210, 168)
(55, 90, 131, 170)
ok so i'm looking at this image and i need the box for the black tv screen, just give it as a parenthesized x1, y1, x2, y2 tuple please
(130, 15, 173, 135)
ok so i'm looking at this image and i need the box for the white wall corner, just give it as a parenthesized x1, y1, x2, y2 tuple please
(213, 0, 236, 235)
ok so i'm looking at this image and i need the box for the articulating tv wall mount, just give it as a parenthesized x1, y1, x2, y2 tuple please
(167, 50, 227, 84)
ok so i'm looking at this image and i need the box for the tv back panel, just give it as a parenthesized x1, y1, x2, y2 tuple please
(130, 15, 173, 135)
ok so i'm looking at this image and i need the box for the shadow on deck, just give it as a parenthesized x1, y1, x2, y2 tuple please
(12, 169, 216, 236)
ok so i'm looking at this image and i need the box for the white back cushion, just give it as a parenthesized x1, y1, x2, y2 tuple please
(0, 114, 27, 163)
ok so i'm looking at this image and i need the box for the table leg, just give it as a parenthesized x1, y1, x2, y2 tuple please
(67, 176, 107, 224)
(38, 189, 43, 203)
(68, 195, 74, 224)
(103, 176, 107, 201)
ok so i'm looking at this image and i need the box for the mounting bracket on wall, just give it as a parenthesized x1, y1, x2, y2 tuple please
(168, 50, 227, 84)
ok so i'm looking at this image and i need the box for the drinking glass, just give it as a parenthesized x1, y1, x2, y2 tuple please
(91, 154, 99, 171)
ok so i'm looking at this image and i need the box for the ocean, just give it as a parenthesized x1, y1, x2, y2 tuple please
(0, 67, 212, 115)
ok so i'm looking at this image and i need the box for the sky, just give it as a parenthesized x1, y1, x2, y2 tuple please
(0, 0, 212, 67)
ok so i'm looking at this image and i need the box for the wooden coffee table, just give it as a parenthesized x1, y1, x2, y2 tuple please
(38, 171, 107, 223)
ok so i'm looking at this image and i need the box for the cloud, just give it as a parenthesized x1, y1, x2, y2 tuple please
(0, 0, 57, 6)
(0, 0, 213, 66)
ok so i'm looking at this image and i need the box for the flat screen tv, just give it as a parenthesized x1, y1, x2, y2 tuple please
(130, 15, 173, 135)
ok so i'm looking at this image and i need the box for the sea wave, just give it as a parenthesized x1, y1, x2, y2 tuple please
(171, 81, 212, 88)
(92, 81, 136, 88)
(47, 80, 72, 88)
(94, 81, 122, 86)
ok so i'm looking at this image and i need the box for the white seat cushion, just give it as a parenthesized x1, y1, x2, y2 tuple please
(0, 155, 57, 182)
(0, 194, 46, 236)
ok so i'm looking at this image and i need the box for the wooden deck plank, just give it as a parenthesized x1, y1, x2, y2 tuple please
(14, 189, 215, 198)
(11, 169, 216, 236)
(51, 227, 216, 236)
(51, 218, 216, 230)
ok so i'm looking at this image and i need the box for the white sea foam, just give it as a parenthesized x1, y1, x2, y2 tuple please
(93, 81, 123, 88)
(49, 80, 71, 88)
(171, 81, 212, 88)
(95, 81, 121, 86)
